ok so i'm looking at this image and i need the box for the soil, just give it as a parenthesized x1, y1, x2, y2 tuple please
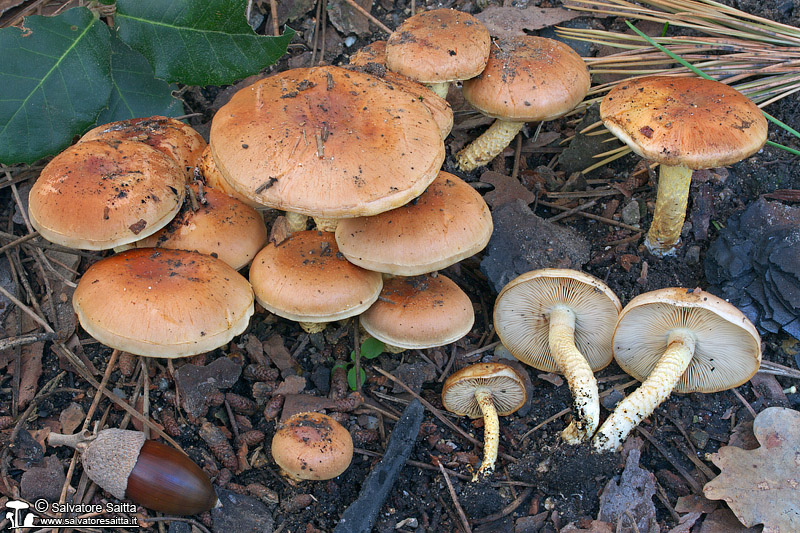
(1, 0, 799, 532)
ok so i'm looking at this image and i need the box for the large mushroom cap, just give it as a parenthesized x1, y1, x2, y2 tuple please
(29, 140, 185, 250)
(199, 145, 262, 209)
(73, 249, 254, 357)
(335, 171, 492, 275)
(81, 116, 206, 177)
(249, 230, 383, 323)
(135, 184, 268, 271)
(442, 362, 526, 418)
(209, 65, 444, 218)
(386, 8, 490, 84)
(271, 411, 353, 481)
(494, 269, 622, 373)
(360, 274, 474, 349)
(462, 36, 590, 122)
(600, 76, 768, 169)
(613, 288, 761, 393)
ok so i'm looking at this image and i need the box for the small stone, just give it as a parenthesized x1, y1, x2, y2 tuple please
(685, 245, 701, 266)
(621, 199, 641, 226)
(690, 428, 709, 449)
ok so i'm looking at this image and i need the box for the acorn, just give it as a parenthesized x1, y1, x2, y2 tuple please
(48, 428, 218, 515)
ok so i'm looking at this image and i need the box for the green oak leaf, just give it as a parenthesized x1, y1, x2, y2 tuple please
(97, 34, 183, 125)
(360, 337, 385, 359)
(116, 0, 295, 86)
(0, 7, 112, 164)
(347, 367, 367, 391)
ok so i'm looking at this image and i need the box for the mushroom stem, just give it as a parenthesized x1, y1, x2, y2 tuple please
(473, 387, 499, 481)
(313, 217, 339, 232)
(299, 321, 328, 334)
(548, 304, 600, 444)
(456, 120, 525, 172)
(593, 328, 696, 452)
(645, 163, 692, 257)
(285, 211, 309, 233)
(428, 82, 450, 99)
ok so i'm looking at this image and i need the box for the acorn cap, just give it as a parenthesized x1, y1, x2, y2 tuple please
(613, 288, 761, 393)
(82, 428, 146, 500)
(600, 76, 768, 169)
(81, 116, 207, 177)
(271, 412, 354, 481)
(442, 362, 526, 418)
(386, 8, 490, 84)
(209, 65, 444, 218)
(29, 140, 186, 250)
(335, 171, 492, 275)
(462, 36, 590, 122)
(248, 230, 383, 323)
(493, 269, 622, 373)
(73, 248, 254, 357)
(360, 274, 474, 349)
(135, 184, 268, 270)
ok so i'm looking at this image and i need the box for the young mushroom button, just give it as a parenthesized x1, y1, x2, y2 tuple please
(271, 411, 354, 482)
(600, 76, 768, 256)
(442, 363, 526, 481)
(493, 269, 621, 444)
(592, 288, 761, 452)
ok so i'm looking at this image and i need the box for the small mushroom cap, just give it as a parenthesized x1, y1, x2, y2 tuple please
(210, 65, 444, 218)
(81, 116, 206, 177)
(600, 76, 768, 169)
(613, 288, 761, 393)
(271, 411, 354, 481)
(73, 248, 254, 357)
(135, 184, 268, 271)
(386, 8, 490, 84)
(249, 230, 383, 323)
(442, 363, 527, 418)
(335, 172, 492, 275)
(349, 40, 387, 66)
(360, 274, 474, 349)
(494, 269, 622, 373)
(29, 140, 186, 250)
(462, 36, 590, 122)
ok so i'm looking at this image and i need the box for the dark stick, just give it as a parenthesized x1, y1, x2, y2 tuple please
(334, 399, 424, 533)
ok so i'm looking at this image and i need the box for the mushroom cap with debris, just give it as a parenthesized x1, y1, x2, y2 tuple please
(600, 76, 768, 169)
(209, 65, 444, 218)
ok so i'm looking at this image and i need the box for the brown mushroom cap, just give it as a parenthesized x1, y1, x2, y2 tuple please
(349, 40, 387, 66)
(271, 411, 353, 481)
(198, 145, 263, 209)
(613, 288, 761, 393)
(29, 140, 186, 250)
(462, 36, 590, 122)
(209, 65, 444, 218)
(81, 116, 207, 177)
(335, 171, 492, 275)
(386, 8, 490, 84)
(73, 249, 254, 357)
(600, 76, 768, 169)
(248, 230, 383, 323)
(442, 363, 526, 418)
(493, 269, 622, 373)
(135, 184, 268, 270)
(360, 274, 474, 349)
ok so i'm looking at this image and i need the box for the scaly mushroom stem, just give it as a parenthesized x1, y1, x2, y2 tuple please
(473, 387, 499, 481)
(299, 321, 328, 333)
(313, 217, 339, 232)
(456, 120, 525, 172)
(428, 82, 450, 99)
(593, 329, 696, 452)
(645, 163, 692, 257)
(548, 304, 600, 444)
(285, 211, 309, 233)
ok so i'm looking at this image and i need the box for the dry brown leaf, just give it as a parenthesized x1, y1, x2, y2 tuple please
(704, 407, 800, 532)
(58, 402, 85, 435)
(475, 6, 581, 39)
(598, 448, 657, 533)
(17, 342, 43, 409)
(480, 170, 536, 210)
